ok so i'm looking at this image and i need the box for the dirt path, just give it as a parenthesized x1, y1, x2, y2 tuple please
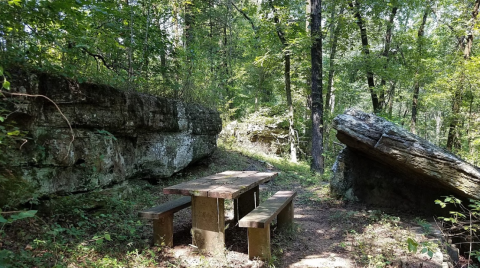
(156, 150, 447, 268)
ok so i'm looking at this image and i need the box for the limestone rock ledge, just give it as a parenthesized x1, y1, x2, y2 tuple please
(1, 73, 221, 204)
(331, 109, 480, 213)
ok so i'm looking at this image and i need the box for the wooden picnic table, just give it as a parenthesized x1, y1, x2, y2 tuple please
(163, 170, 278, 252)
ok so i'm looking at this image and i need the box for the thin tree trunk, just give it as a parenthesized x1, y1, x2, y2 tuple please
(184, 0, 195, 97)
(324, 5, 343, 165)
(325, 6, 344, 115)
(467, 95, 474, 152)
(127, 0, 134, 90)
(349, 0, 380, 113)
(142, 0, 151, 92)
(464, 0, 480, 60)
(310, 0, 323, 173)
(269, 0, 297, 162)
(411, 5, 430, 134)
(387, 81, 396, 117)
(446, 0, 479, 151)
(379, 7, 398, 109)
(447, 82, 463, 151)
(435, 111, 442, 146)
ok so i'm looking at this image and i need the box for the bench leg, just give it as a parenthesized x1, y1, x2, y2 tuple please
(234, 185, 260, 223)
(277, 200, 294, 230)
(153, 213, 174, 247)
(191, 196, 225, 253)
(247, 224, 271, 261)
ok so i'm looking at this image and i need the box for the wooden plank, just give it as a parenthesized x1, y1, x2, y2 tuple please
(202, 170, 258, 180)
(191, 196, 225, 253)
(238, 191, 296, 228)
(163, 178, 217, 196)
(163, 171, 259, 196)
(208, 172, 278, 199)
(138, 196, 191, 220)
(234, 185, 259, 223)
(153, 215, 174, 247)
(248, 225, 271, 260)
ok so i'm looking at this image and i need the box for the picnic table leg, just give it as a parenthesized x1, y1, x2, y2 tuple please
(234, 185, 260, 223)
(247, 224, 271, 260)
(191, 196, 225, 253)
(277, 200, 294, 230)
(153, 213, 173, 247)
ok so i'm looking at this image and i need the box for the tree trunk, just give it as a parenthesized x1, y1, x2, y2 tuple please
(325, 6, 344, 115)
(310, 0, 323, 173)
(349, 0, 380, 114)
(142, 0, 151, 92)
(446, 82, 463, 151)
(411, 5, 430, 134)
(387, 81, 396, 117)
(269, 0, 297, 162)
(285, 48, 297, 162)
(464, 0, 480, 60)
(324, 5, 343, 165)
(446, 0, 479, 151)
(379, 7, 398, 109)
(127, 0, 134, 91)
(184, 0, 195, 96)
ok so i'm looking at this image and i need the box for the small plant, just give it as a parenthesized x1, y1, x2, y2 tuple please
(0, 209, 37, 229)
(435, 195, 480, 266)
(406, 237, 436, 259)
(415, 217, 433, 235)
(0, 209, 37, 267)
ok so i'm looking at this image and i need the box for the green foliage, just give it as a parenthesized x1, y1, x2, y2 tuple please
(0, 209, 37, 267)
(435, 195, 480, 264)
(406, 237, 435, 259)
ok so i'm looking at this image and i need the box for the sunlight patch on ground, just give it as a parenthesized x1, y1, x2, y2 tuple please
(288, 252, 353, 268)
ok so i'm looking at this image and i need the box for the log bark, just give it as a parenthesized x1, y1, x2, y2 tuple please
(332, 109, 480, 201)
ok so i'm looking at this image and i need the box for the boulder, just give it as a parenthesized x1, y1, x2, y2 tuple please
(0, 72, 221, 206)
(331, 109, 480, 212)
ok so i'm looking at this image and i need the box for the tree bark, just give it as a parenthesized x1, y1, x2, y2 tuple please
(310, 0, 323, 173)
(379, 7, 398, 109)
(184, 0, 195, 96)
(324, 5, 344, 166)
(349, 0, 380, 114)
(411, 5, 430, 134)
(387, 81, 396, 117)
(325, 6, 344, 115)
(464, 0, 480, 60)
(446, 0, 479, 151)
(269, 0, 297, 162)
(446, 82, 463, 151)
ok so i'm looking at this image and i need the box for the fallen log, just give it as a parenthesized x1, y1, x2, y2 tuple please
(331, 109, 480, 212)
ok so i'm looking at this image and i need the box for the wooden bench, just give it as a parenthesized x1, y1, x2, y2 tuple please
(138, 196, 191, 247)
(239, 191, 297, 260)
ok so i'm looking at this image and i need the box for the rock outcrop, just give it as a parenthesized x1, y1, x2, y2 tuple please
(1, 72, 221, 206)
(331, 109, 480, 213)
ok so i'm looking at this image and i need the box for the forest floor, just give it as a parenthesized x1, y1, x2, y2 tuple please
(1, 143, 457, 267)
(156, 145, 447, 268)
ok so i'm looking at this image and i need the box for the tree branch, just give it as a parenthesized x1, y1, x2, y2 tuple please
(80, 47, 117, 72)
(231, 2, 257, 33)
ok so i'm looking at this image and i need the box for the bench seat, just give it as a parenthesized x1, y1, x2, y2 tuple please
(239, 191, 296, 260)
(138, 196, 191, 247)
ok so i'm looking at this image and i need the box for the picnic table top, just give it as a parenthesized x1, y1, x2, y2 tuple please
(163, 171, 278, 199)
